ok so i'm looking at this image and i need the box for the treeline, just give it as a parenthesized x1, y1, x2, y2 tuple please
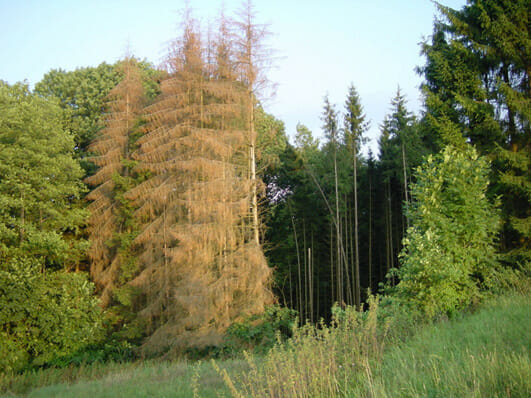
(0, 0, 528, 372)
(264, 0, 529, 320)
(264, 88, 428, 321)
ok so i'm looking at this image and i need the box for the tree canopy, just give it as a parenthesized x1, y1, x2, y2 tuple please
(0, 0, 527, 370)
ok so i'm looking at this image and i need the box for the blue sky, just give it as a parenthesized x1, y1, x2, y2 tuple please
(1, 0, 466, 153)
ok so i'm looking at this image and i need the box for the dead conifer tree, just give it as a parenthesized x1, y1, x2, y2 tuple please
(233, 0, 275, 246)
(127, 9, 273, 354)
(85, 56, 145, 306)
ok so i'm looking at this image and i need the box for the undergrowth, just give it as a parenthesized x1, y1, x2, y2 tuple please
(218, 292, 530, 397)
(1, 292, 528, 397)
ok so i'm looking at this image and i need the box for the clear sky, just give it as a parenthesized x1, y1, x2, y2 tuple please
(1, 0, 467, 153)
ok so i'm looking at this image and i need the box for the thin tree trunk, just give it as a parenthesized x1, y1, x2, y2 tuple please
(353, 143, 360, 308)
(368, 169, 373, 292)
(308, 247, 312, 323)
(249, 101, 260, 245)
(330, 220, 335, 305)
(401, 142, 409, 229)
(333, 144, 342, 305)
(343, 199, 353, 306)
(387, 179, 395, 284)
(290, 210, 303, 319)
(310, 230, 314, 322)
(385, 181, 391, 275)
(348, 195, 355, 305)
(303, 218, 308, 320)
(288, 260, 293, 310)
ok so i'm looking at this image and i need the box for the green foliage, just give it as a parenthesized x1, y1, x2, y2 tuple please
(0, 258, 103, 373)
(255, 107, 288, 173)
(392, 145, 500, 318)
(34, 60, 161, 171)
(0, 81, 88, 269)
(46, 340, 137, 368)
(0, 81, 104, 373)
(419, 0, 530, 260)
(34, 63, 121, 158)
(224, 305, 298, 355)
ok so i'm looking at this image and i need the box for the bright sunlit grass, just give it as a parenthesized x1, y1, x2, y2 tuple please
(354, 293, 531, 397)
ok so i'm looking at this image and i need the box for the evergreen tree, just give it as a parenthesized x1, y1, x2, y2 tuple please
(419, 0, 530, 263)
(343, 84, 369, 308)
(83, 58, 149, 342)
(382, 88, 416, 211)
(127, 10, 273, 353)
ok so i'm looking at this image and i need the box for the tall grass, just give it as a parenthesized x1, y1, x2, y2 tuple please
(217, 295, 388, 397)
(220, 293, 530, 397)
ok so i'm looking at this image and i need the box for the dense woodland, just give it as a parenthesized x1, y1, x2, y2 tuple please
(0, 0, 529, 373)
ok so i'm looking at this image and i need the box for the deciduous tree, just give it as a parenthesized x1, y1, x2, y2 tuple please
(392, 145, 500, 317)
(0, 82, 87, 269)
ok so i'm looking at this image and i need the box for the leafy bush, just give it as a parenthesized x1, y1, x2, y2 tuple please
(0, 258, 104, 373)
(47, 340, 137, 368)
(391, 145, 500, 318)
(223, 305, 298, 355)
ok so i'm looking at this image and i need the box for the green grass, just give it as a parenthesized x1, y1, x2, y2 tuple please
(223, 293, 530, 397)
(0, 359, 241, 397)
(1, 293, 529, 397)
(353, 293, 531, 397)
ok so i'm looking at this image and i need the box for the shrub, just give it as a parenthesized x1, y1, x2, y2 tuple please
(223, 305, 298, 355)
(391, 145, 500, 318)
(0, 258, 104, 372)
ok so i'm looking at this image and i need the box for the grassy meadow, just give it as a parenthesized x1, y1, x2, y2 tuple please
(1, 292, 529, 397)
